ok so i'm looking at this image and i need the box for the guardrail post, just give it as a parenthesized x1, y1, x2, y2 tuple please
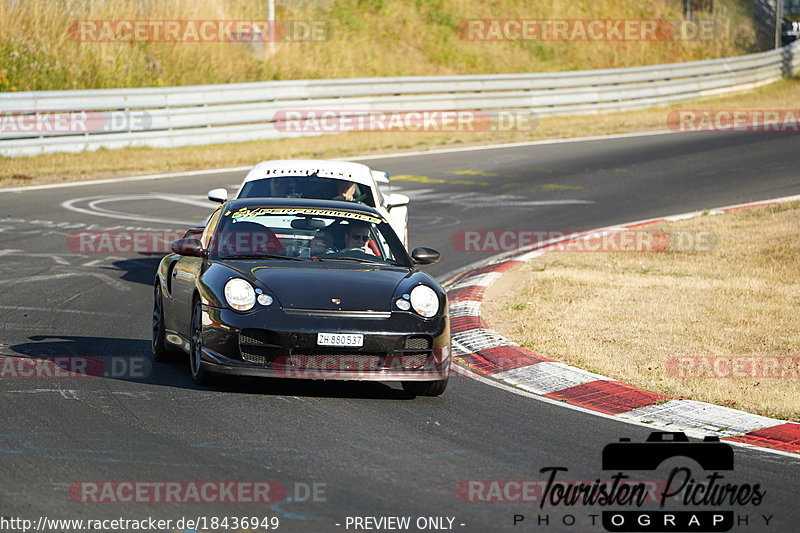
(267, 0, 276, 57)
(783, 41, 798, 76)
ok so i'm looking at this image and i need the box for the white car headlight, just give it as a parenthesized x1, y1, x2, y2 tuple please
(409, 285, 439, 318)
(224, 278, 256, 311)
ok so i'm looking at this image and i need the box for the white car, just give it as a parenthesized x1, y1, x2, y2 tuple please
(208, 159, 410, 246)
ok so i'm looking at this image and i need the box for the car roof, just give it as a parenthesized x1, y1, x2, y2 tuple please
(223, 197, 385, 218)
(242, 159, 374, 187)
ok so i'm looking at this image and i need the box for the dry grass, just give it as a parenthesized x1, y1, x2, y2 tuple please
(0, 0, 758, 91)
(1, 76, 798, 188)
(483, 202, 800, 421)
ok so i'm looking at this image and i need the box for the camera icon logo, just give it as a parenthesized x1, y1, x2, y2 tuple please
(603, 431, 734, 471)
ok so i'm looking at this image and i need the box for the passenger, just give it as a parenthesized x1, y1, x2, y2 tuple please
(333, 181, 359, 202)
(309, 229, 335, 256)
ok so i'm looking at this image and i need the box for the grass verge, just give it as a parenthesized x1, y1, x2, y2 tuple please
(0, 0, 758, 91)
(1, 77, 798, 188)
(483, 202, 800, 422)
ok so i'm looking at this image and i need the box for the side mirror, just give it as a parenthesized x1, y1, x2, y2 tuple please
(386, 192, 410, 209)
(208, 188, 228, 203)
(171, 238, 205, 257)
(411, 247, 440, 265)
(182, 226, 205, 239)
(371, 170, 390, 184)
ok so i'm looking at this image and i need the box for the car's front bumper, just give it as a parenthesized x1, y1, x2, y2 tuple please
(198, 304, 451, 381)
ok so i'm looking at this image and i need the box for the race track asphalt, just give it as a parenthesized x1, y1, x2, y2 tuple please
(1, 130, 798, 532)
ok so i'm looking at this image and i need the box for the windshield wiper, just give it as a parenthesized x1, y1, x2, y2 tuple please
(223, 254, 305, 261)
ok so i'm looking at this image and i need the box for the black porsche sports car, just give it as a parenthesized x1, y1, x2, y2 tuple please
(152, 198, 450, 396)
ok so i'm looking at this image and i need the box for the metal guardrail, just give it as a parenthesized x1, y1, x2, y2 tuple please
(1, 41, 798, 157)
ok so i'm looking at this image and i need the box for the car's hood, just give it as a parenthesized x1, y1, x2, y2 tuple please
(248, 263, 410, 311)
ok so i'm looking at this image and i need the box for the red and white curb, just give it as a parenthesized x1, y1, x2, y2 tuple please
(445, 194, 800, 456)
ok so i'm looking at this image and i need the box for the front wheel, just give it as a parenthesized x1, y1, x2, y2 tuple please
(189, 299, 215, 386)
(152, 284, 178, 362)
(402, 379, 448, 397)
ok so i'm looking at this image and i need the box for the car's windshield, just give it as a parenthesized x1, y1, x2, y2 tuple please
(211, 205, 407, 265)
(238, 176, 375, 207)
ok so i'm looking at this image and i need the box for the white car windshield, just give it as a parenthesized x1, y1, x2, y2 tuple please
(239, 176, 375, 207)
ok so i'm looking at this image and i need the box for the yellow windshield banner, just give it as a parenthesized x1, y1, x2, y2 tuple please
(230, 206, 382, 224)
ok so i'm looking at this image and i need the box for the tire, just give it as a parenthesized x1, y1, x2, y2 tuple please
(402, 379, 448, 397)
(152, 284, 179, 363)
(189, 298, 216, 386)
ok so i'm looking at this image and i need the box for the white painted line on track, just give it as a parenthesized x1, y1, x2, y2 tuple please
(0, 272, 131, 291)
(452, 361, 800, 462)
(4, 389, 81, 400)
(347, 129, 678, 161)
(61, 195, 207, 225)
(0, 129, 681, 194)
(0, 304, 126, 316)
(0, 166, 251, 194)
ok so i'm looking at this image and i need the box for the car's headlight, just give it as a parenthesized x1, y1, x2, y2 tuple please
(224, 278, 256, 311)
(409, 285, 440, 318)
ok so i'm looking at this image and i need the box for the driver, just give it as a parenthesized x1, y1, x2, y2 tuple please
(269, 177, 300, 197)
(343, 222, 376, 255)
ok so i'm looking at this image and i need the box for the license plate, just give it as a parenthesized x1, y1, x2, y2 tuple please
(317, 333, 364, 347)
